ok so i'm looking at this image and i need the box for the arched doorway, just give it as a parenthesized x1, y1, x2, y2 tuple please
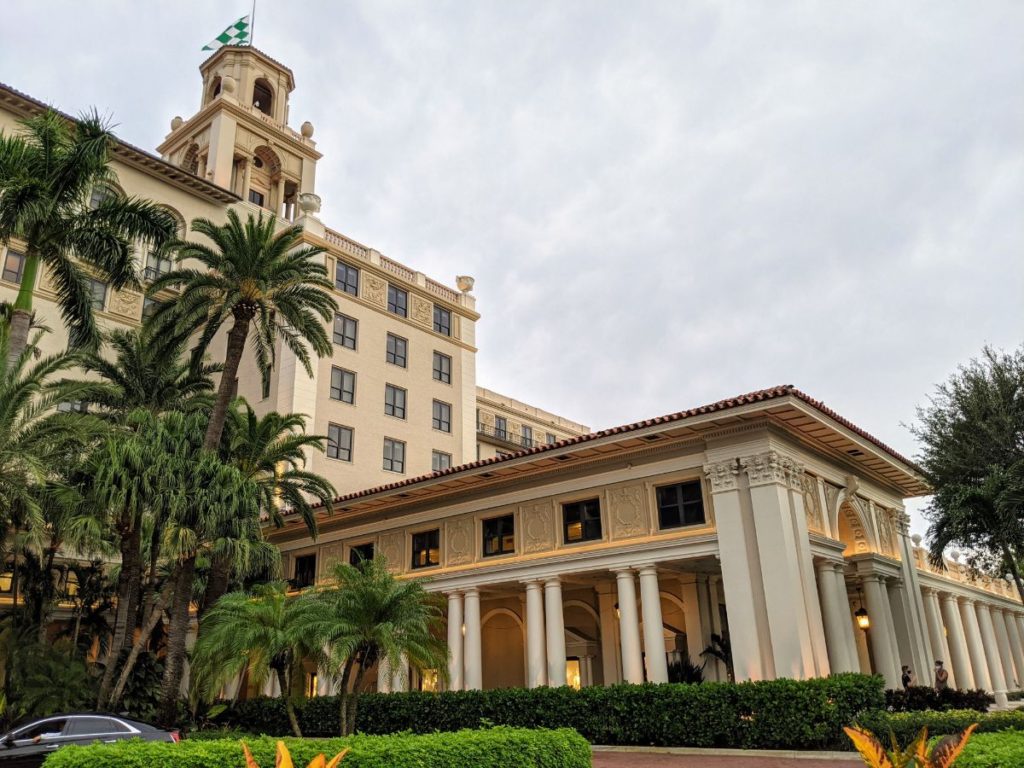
(481, 608, 525, 689)
(564, 600, 601, 687)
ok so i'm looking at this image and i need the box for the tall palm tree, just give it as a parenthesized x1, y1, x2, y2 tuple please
(149, 209, 335, 452)
(191, 582, 321, 737)
(200, 402, 335, 615)
(0, 109, 176, 363)
(306, 557, 448, 736)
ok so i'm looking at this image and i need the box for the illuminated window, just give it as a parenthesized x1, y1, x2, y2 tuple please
(419, 668, 439, 692)
(411, 529, 440, 569)
(482, 514, 515, 557)
(566, 658, 582, 690)
(304, 672, 318, 698)
(563, 498, 602, 543)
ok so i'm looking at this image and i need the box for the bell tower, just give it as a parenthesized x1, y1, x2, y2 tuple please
(158, 46, 322, 220)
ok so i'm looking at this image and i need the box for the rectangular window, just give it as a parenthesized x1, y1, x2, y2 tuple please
(329, 367, 355, 404)
(383, 437, 406, 472)
(335, 260, 359, 296)
(387, 285, 407, 317)
(432, 400, 451, 432)
(483, 514, 515, 557)
(521, 425, 533, 447)
(433, 305, 451, 336)
(384, 384, 407, 419)
(546, 432, 558, 445)
(411, 529, 440, 569)
(143, 250, 172, 281)
(2, 249, 25, 284)
(349, 542, 374, 566)
(333, 313, 358, 349)
(88, 278, 107, 311)
(386, 333, 408, 367)
(326, 423, 353, 462)
(563, 498, 602, 543)
(248, 189, 266, 207)
(433, 351, 451, 383)
(432, 450, 452, 471)
(656, 480, 706, 530)
(494, 416, 508, 440)
(293, 554, 317, 589)
(142, 297, 158, 320)
(57, 400, 87, 414)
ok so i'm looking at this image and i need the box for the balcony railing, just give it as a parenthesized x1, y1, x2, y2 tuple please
(476, 422, 539, 449)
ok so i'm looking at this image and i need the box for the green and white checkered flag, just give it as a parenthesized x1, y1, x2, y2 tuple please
(202, 14, 251, 51)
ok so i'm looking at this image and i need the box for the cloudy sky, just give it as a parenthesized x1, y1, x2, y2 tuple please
(2, 2, 1022, 534)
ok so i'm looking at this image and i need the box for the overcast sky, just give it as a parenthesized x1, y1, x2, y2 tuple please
(2, 2, 1022, 535)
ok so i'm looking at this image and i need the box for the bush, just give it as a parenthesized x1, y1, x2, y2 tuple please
(43, 727, 590, 768)
(950, 731, 1024, 768)
(857, 709, 1024, 745)
(885, 686, 995, 712)
(214, 673, 884, 750)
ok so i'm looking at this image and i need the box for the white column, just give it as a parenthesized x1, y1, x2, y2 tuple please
(880, 580, 905, 674)
(596, 583, 620, 685)
(524, 580, 547, 688)
(862, 574, 901, 688)
(829, 565, 861, 673)
(638, 565, 668, 684)
(679, 574, 711, 675)
(975, 602, 1008, 706)
(922, 589, 952, 685)
(241, 159, 252, 201)
(447, 591, 464, 691)
(614, 569, 645, 684)
(544, 578, 567, 686)
(463, 587, 483, 690)
(391, 652, 408, 692)
(992, 608, 1018, 692)
(376, 658, 392, 693)
(940, 592, 974, 689)
(816, 560, 856, 673)
(1003, 611, 1024, 691)
(959, 597, 991, 692)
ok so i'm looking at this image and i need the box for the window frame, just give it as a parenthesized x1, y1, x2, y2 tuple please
(386, 333, 408, 367)
(387, 285, 408, 317)
(384, 384, 407, 419)
(432, 351, 452, 384)
(2, 248, 26, 284)
(432, 450, 452, 472)
(329, 366, 356, 404)
(562, 497, 603, 544)
(333, 313, 358, 350)
(655, 480, 707, 530)
(349, 541, 375, 566)
(87, 278, 108, 311)
(326, 422, 354, 462)
(432, 399, 452, 433)
(383, 437, 406, 473)
(482, 513, 516, 558)
(433, 305, 451, 336)
(521, 425, 533, 447)
(335, 260, 360, 296)
(292, 553, 317, 589)
(410, 528, 440, 569)
(494, 415, 508, 440)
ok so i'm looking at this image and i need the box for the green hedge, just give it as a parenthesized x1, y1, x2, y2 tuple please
(857, 709, 1024, 745)
(954, 731, 1024, 768)
(215, 674, 884, 750)
(885, 686, 994, 712)
(43, 727, 590, 768)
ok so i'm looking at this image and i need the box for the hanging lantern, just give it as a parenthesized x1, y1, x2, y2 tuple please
(855, 606, 870, 630)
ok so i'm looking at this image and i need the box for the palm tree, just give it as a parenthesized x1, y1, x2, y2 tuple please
(191, 582, 322, 737)
(200, 402, 335, 615)
(307, 557, 447, 736)
(0, 109, 176, 363)
(149, 209, 335, 452)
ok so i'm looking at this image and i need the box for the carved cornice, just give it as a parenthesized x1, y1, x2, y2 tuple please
(703, 460, 739, 492)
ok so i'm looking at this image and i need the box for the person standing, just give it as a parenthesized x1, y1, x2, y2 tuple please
(901, 665, 914, 689)
(934, 660, 949, 691)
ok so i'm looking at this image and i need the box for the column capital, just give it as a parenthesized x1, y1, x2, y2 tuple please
(543, 576, 562, 588)
(861, 572, 886, 586)
(611, 567, 636, 577)
(464, 586, 480, 598)
(521, 579, 543, 589)
(635, 563, 660, 576)
(703, 460, 739, 492)
(738, 450, 804, 489)
(957, 594, 976, 606)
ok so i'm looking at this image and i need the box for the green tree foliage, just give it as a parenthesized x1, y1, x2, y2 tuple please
(0, 109, 175, 362)
(912, 346, 1024, 597)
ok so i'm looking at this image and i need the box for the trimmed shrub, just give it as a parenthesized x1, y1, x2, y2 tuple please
(885, 686, 994, 712)
(215, 673, 884, 750)
(43, 727, 590, 768)
(954, 731, 1024, 768)
(857, 709, 1024, 745)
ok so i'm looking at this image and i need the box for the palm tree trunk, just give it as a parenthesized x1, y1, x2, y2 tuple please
(203, 314, 251, 452)
(108, 576, 176, 708)
(278, 666, 303, 737)
(6, 249, 40, 366)
(158, 555, 196, 725)
(337, 658, 355, 736)
(200, 554, 231, 617)
(98, 523, 142, 707)
(345, 660, 369, 736)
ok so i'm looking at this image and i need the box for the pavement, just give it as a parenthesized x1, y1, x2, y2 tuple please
(591, 747, 861, 767)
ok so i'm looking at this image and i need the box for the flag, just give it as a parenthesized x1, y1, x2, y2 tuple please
(202, 15, 251, 51)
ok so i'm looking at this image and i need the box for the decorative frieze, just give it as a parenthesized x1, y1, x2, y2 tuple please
(108, 289, 141, 319)
(446, 516, 474, 566)
(608, 484, 648, 540)
(738, 450, 804, 489)
(802, 474, 826, 534)
(521, 500, 555, 554)
(411, 295, 432, 326)
(318, 543, 344, 576)
(362, 274, 387, 307)
(378, 531, 405, 571)
(703, 460, 739, 492)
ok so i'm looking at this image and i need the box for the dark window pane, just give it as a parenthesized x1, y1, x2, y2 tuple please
(483, 514, 515, 557)
(385, 385, 406, 419)
(386, 334, 407, 367)
(384, 438, 405, 472)
(350, 542, 374, 566)
(330, 367, 356, 403)
(333, 314, 358, 349)
(521, 426, 533, 447)
(656, 481, 706, 530)
(335, 261, 359, 295)
(327, 423, 353, 461)
(88, 278, 107, 311)
(546, 432, 557, 445)
(495, 416, 507, 440)
(433, 351, 451, 383)
(15, 719, 68, 741)
(433, 306, 451, 336)
(432, 400, 451, 432)
(563, 498, 602, 543)
(248, 189, 266, 207)
(387, 285, 407, 316)
(432, 450, 451, 471)
(293, 554, 316, 588)
(65, 717, 129, 736)
(2, 249, 26, 283)
(411, 529, 440, 569)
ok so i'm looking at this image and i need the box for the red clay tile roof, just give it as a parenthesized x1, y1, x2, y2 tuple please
(318, 385, 924, 509)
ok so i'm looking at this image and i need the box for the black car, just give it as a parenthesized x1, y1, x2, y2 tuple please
(0, 713, 178, 767)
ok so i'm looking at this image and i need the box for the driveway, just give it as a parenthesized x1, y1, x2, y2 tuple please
(592, 747, 860, 768)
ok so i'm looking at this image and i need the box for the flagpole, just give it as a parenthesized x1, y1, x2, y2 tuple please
(249, 0, 256, 46)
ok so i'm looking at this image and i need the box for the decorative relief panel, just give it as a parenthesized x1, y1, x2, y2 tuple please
(446, 516, 474, 566)
(740, 450, 803, 488)
(608, 484, 648, 539)
(109, 289, 141, 319)
(839, 501, 870, 554)
(478, 410, 495, 429)
(411, 295, 432, 326)
(522, 501, 555, 554)
(703, 461, 739, 492)
(802, 474, 826, 534)
(362, 275, 387, 307)
(874, 504, 898, 557)
(378, 531, 405, 572)
(318, 543, 344, 576)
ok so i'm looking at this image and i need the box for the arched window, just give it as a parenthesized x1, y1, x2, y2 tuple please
(89, 183, 123, 210)
(143, 207, 183, 281)
(253, 78, 273, 116)
(209, 76, 222, 102)
(181, 143, 199, 174)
